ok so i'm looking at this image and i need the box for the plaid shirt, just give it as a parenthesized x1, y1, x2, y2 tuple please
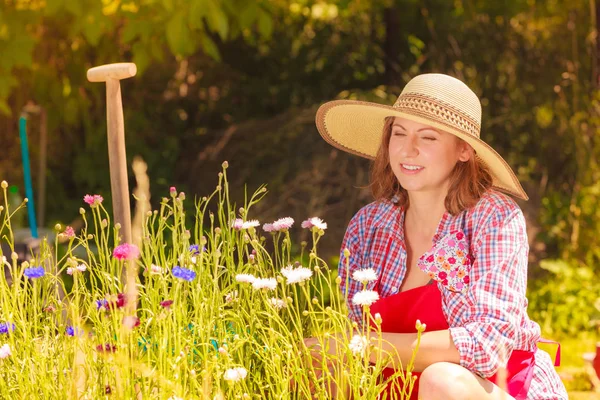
(339, 190, 567, 399)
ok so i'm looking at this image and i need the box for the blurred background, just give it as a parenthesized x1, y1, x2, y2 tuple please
(0, 0, 599, 396)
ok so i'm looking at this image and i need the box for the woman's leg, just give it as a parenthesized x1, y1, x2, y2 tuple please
(418, 362, 516, 400)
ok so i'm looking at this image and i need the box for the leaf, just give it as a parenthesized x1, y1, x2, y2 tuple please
(189, 0, 209, 29)
(257, 9, 273, 39)
(206, 0, 229, 40)
(200, 33, 221, 62)
(237, 2, 259, 29)
(166, 12, 194, 56)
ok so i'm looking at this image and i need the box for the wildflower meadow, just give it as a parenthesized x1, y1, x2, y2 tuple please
(0, 163, 422, 399)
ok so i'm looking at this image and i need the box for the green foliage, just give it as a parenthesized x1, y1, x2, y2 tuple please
(528, 259, 600, 338)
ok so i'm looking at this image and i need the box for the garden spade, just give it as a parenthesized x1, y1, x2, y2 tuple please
(86, 63, 136, 245)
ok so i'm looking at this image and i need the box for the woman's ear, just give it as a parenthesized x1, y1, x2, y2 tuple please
(457, 142, 473, 162)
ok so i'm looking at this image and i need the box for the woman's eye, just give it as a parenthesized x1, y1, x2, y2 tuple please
(423, 137, 436, 141)
(393, 132, 405, 136)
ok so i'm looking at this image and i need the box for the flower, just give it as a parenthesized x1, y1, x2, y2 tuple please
(349, 334, 369, 356)
(96, 343, 117, 353)
(264, 217, 294, 232)
(172, 266, 197, 281)
(251, 278, 277, 291)
(66, 326, 84, 337)
(23, 266, 45, 279)
(96, 299, 109, 310)
(0, 344, 11, 358)
(67, 264, 87, 275)
(352, 290, 380, 307)
(242, 220, 260, 229)
(113, 243, 140, 260)
(280, 265, 313, 285)
(223, 367, 248, 382)
(301, 217, 328, 230)
(231, 218, 244, 230)
(0, 323, 15, 334)
(235, 274, 256, 284)
(83, 194, 103, 206)
(351, 268, 378, 284)
(262, 223, 274, 232)
(62, 226, 75, 238)
(189, 244, 201, 255)
(149, 264, 163, 274)
(225, 291, 238, 303)
(160, 300, 174, 308)
(268, 298, 286, 310)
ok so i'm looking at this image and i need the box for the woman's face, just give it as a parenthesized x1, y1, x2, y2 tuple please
(388, 117, 472, 195)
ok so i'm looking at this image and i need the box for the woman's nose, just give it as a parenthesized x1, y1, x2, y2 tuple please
(400, 135, 419, 157)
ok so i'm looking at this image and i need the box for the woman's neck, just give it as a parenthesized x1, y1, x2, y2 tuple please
(405, 191, 448, 237)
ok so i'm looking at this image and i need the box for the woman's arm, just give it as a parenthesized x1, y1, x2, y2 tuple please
(370, 329, 460, 371)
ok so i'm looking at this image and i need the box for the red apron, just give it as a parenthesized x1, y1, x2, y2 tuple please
(369, 283, 539, 400)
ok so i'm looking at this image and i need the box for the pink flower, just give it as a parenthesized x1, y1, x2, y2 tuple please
(83, 194, 103, 207)
(113, 243, 140, 260)
(63, 226, 75, 238)
(264, 217, 294, 233)
(301, 217, 328, 230)
(231, 218, 244, 230)
(262, 223, 274, 232)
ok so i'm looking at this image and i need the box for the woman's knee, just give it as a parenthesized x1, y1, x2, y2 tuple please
(418, 362, 473, 400)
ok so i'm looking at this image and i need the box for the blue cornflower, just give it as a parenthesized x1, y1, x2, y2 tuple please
(172, 266, 196, 281)
(0, 322, 15, 334)
(96, 299, 109, 310)
(66, 326, 84, 337)
(23, 266, 45, 279)
(189, 244, 200, 255)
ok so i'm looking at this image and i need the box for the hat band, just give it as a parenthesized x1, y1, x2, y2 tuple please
(393, 94, 481, 138)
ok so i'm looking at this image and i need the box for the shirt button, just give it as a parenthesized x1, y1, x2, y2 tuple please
(391, 287, 398, 293)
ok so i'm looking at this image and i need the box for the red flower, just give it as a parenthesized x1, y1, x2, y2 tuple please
(463, 276, 470, 284)
(426, 255, 434, 263)
(96, 344, 117, 353)
(462, 257, 470, 266)
(456, 232, 464, 240)
(160, 300, 174, 308)
(447, 257, 456, 264)
(438, 271, 447, 280)
(442, 279, 448, 286)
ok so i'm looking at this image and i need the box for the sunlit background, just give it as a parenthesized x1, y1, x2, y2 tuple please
(0, 0, 599, 396)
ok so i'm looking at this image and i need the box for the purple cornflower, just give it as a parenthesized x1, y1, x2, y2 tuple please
(0, 322, 15, 334)
(66, 326, 84, 337)
(96, 299, 109, 310)
(172, 266, 196, 281)
(189, 244, 200, 255)
(23, 266, 45, 279)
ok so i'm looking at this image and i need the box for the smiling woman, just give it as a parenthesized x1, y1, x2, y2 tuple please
(314, 73, 568, 400)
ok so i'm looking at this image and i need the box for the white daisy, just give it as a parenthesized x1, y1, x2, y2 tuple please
(352, 290, 380, 306)
(352, 268, 377, 284)
(280, 265, 313, 284)
(268, 298, 286, 310)
(0, 344, 11, 359)
(301, 217, 328, 230)
(235, 274, 256, 284)
(348, 334, 369, 356)
(242, 220, 260, 229)
(223, 366, 248, 382)
(251, 278, 277, 291)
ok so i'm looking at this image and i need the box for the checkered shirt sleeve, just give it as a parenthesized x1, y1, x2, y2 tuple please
(448, 207, 532, 378)
(339, 211, 364, 324)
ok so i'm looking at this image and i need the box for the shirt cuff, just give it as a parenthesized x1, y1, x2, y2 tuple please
(449, 326, 475, 371)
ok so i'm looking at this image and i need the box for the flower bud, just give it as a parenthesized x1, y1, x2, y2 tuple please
(0, 181, 7, 189)
(222, 161, 229, 169)
(79, 208, 85, 215)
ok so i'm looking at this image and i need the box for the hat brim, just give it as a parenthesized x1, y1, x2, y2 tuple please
(315, 100, 528, 200)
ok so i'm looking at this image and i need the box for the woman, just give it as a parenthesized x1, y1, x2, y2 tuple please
(314, 74, 567, 399)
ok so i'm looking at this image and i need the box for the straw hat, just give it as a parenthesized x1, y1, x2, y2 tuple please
(315, 73, 528, 200)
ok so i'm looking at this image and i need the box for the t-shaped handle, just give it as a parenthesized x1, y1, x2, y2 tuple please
(87, 63, 137, 245)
